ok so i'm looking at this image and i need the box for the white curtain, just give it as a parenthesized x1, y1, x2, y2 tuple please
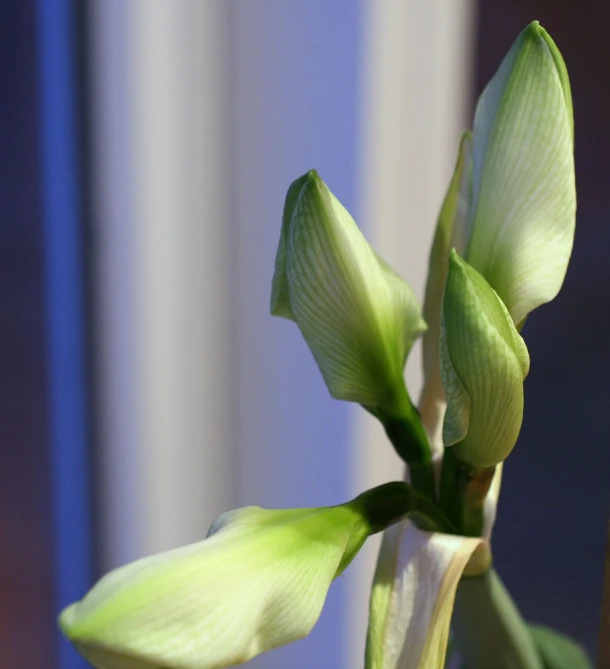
(89, 1, 474, 667)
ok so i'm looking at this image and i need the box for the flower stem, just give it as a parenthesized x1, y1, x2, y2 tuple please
(379, 406, 437, 503)
(440, 447, 494, 536)
(352, 481, 456, 535)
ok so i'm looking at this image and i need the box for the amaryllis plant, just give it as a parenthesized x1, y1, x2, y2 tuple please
(59, 21, 591, 669)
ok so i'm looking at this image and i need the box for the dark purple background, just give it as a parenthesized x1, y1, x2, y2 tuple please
(0, 2, 56, 668)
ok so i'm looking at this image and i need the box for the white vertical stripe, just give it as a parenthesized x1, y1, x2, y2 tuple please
(91, 0, 234, 569)
(89, 0, 139, 569)
(346, 1, 476, 665)
(130, 0, 234, 556)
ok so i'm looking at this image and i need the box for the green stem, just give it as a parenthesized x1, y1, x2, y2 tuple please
(379, 408, 436, 503)
(451, 568, 543, 669)
(440, 447, 493, 536)
(352, 481, 456, 535)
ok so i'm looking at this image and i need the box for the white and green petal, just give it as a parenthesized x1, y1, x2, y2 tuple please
(270, 172, 309, 320)
(365, 464, 504, 669)
(440, 251, 529, 469)
(366, 521, 484, 669)
(60, 502, 371, 669)
(271, 170, 426, 415)
(465, 21, 575, 325)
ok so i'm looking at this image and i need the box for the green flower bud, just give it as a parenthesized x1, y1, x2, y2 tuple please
(440, 251, 529, 468)
(465, 21, 575, 326)
(271, 169, 426, 416)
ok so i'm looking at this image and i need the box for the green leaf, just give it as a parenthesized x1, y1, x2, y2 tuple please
(451, 569, 543, 669)
(271, 170, 426, 415)
(452, 624, 593, 669)
(465, 21, 576, 325)
(529, 624, 593, 669)
(441, 251, 529, 468)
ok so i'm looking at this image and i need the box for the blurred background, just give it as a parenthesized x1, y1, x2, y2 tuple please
(1, 1, 608, 667)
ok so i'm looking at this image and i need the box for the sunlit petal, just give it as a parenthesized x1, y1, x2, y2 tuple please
(366, 521, 483, 669)
(60, 504, 370, 669)
(466, 22, 575, 325)
(272, 170, 426, 414)
(441, 252, 528, 468)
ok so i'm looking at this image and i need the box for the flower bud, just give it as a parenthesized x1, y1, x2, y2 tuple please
(271, 169, 426, 416)
(465, 21, 575, 326)
(440, 251, 529, 468)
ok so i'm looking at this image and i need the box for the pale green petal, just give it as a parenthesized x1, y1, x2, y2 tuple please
(441, 252, 528, 468)
(270, 173, 309, 320)
(496, 288, 530, 378)
(439, 319, 470, 447)
(465, 21, 575, 325)
(60, 504, 369, 669)
(365, 521, 483, 669)
(279, 170, 425, 413)
(422, 131, 472, 386)
(419, 133, 472, 446)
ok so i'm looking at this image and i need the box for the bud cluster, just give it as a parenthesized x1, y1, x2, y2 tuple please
(59, 21, 577, 669)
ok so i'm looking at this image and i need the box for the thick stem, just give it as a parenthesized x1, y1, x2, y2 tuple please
(452, 568, 543, 669)
(440, 447, 494, 536)
(352, 481, 455, 535)
(380, 409, 437, 503)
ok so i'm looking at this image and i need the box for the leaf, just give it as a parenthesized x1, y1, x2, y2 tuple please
(529, 624, 593, 669)
(451, 623, 593, 669)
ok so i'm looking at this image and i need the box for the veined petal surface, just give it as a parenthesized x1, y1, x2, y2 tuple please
(466, 21, 575, 325)
(441, 252, 529, 469)
(272, 170, 426, 413)
(60, 504, 369, 669)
